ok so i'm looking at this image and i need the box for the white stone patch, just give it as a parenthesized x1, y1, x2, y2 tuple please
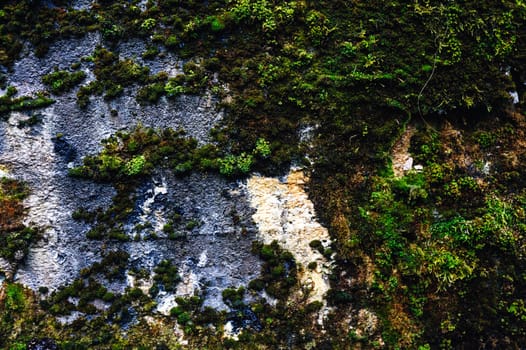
(0, 165, 9, 178)
(176, 268, 200, 296)
(482, 161, 491, 175)
(4, 112, 59, 228)
(92, 299, 109, 311)
(246, 168, 332, 304)
(402, 157, 413, 171)
(126, 273, 135, 288)
(83, 66, 96, 85)
(197, 250, 208, 268)
(137, 0, 149, 11)
(72, 0, 94, 10)
(156, 291, 177, 316)
(139, 177, 168, 233)
(510, 91, 519, 104)
(298, 124, 319, 166)
(57, 311, 84, 325)
(223, 321, 239, 340)
(140, 178, 168, 218)
(5, 111, 66, 286)
(317, 305, 334, 327)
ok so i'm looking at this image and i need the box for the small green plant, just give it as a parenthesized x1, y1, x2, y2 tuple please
(165, 35, 178, 48)
(254, 137, 271, 157)
(140, 18, 156, 31)
(5, 284, 25, 312)
(164, 79, 185, 97)
(251, 241, 297, 299)
(218, 152, 254, 175)
(473, 130, 497, 149)
(142, 45, 159, 60)
(185, 219, 199, 230)
(124, 155, 146, 176)
(17, 114, 42, 128)
(209, 16, 225, 32)
(42, 69, 86, 94)
(0, 90, 54, 115)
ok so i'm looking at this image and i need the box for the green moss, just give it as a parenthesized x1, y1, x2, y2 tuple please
(76, 47, 150, 106)
(0, 89, 54, 117)
(42, 69, 86, 94)
(136, 83, 164, 104)
(2, 0, 526, 347)
(17, 114, 42, 128)
(222, 286, 245, 309)
(164, 78, 186, 97)
(251, 241, 297, 300)
(152, 260, 181, 294)
(210, 16, 225, 32)
(124, 155, 146, 176)
(218, 153, 253, 176)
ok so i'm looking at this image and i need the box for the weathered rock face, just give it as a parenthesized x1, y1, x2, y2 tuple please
(0, 32, 257, 309)
(0, 12, 332, 314)
(122, 172, 261, 309)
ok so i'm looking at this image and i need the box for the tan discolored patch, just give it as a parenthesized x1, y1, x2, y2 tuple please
(246, 168, 332, 304)
(391, 125, 416, 177)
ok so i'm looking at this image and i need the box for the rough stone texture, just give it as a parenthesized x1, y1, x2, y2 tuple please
(123, 172, 261, 309)
(0, 3, 330, 314)
(70, 0, 93, 10)
(0, 32, 259, 309)
(0, 257, 13, 280)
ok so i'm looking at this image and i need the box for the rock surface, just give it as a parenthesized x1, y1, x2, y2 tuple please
(0, 32, 258, 309)
(0, 5, 332, 315)
(246, 168, 332, 304)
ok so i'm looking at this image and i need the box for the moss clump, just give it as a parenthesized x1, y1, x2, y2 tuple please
(142, 45, 160, 60)
(42, 69, 86, 94)
(222, 286, 246, 309)
(250, 241, 297, 300)
(136, 82, 166, 105)
(69, 125, 206, 181)
(123, 155, 146, 176)
(0, 283, 34, 348)
(76, 47, 150, 106)
(0, 87, 54, 118)
(151, 260, 181, 294)
(17, 114, 43, 128)
(69, 124, 273, 242)
(79, 250, 129, 281)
